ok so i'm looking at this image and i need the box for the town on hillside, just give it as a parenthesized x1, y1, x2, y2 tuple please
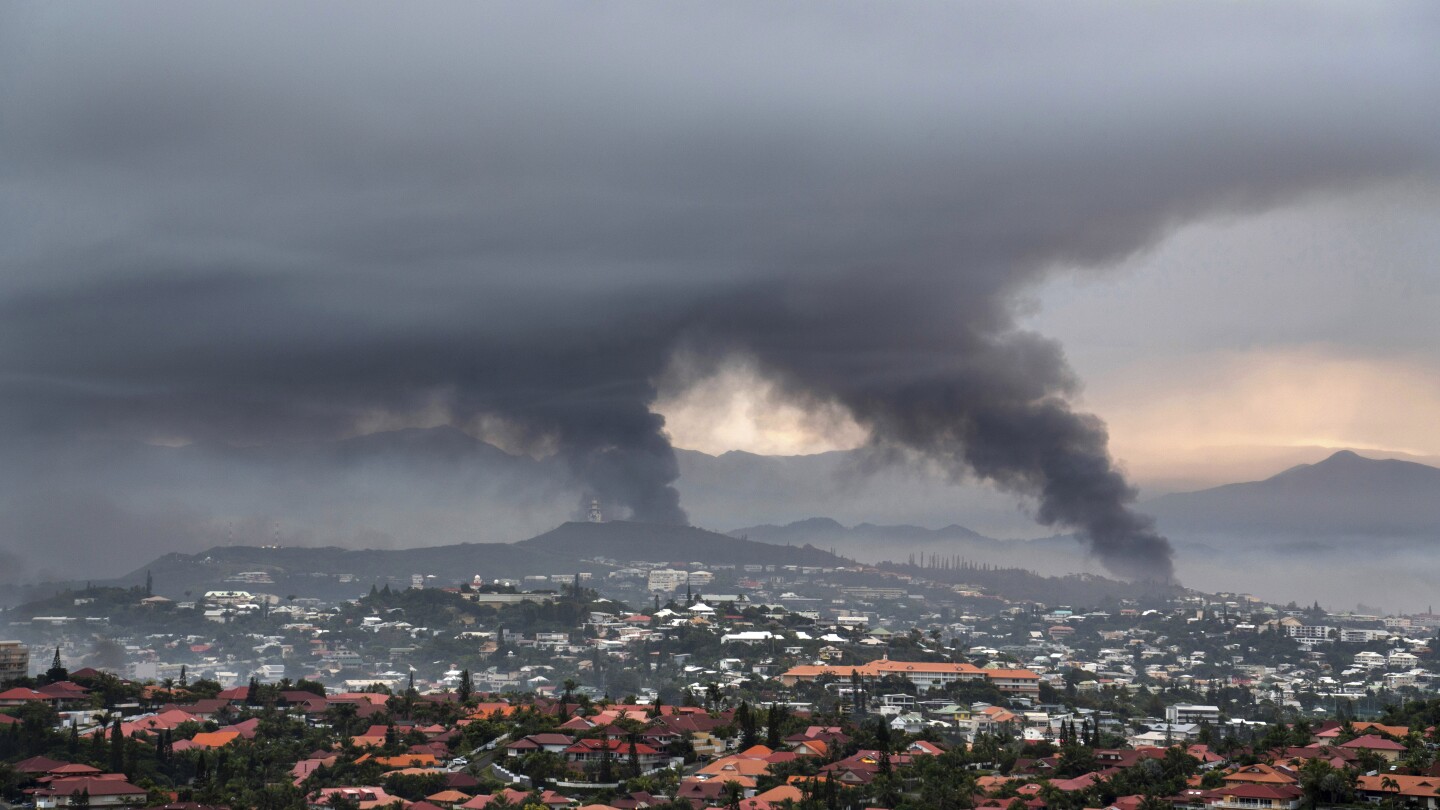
(4, 558, 1440, 810)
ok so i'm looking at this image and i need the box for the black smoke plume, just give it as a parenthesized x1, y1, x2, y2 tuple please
(2, 3, 1438, 580)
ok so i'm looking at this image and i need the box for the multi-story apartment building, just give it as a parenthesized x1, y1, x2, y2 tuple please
(647, 569, 689, 592)
(0, 641, 28, 681)
(1166, 703, 1221, 725)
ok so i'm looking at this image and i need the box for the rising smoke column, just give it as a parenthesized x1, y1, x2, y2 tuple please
(685, 268, 1177, 581)
(2, 3, 1437, 577)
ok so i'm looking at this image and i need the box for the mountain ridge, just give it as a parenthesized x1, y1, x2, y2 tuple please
(518, 520, 849, 567)
(728, 516, 1083, 571)
(1146, 450, 1440, 537)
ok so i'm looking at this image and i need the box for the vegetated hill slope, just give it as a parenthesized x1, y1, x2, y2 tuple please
(1146, 450, 1440, 537)
(518, 521, 850, 567)
(94, 520, 848, 602)
(876, 560, 1182, 605)
(149, 541, 567, 583)
(729, 517, 1085, 573)
(114, 540, 584, 601)
(731, 517, 992, 559)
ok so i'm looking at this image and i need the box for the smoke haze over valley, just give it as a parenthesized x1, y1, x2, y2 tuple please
(5, 429, 1440, 611)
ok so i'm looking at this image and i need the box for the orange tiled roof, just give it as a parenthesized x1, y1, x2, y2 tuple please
(374, 754, 440, 768)
(188, 731, 240, 749)
(1358, 775, 1440, 798)
(1223, 764, 1297, 785)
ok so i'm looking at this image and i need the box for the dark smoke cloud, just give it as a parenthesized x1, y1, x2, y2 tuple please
(2, 2, 1438, 580)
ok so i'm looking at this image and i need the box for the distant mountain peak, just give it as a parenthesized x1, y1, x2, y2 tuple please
(786, 517, 846, 529)
(1146, 447, 1440, 537)
(1272, 448, 1438, 483)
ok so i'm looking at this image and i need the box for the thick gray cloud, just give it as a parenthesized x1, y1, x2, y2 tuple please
(2, 2, 1438, 580)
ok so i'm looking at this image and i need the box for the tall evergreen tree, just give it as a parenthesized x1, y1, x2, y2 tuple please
(89, 721, 105, 761)
(736, 702, 759, 748)
(109, 718, 124, 774)
(45, 646, 68, 684)
(766, 703, 786, 749)
(598, 731, 614, 783)
(875, 716, 892, 753)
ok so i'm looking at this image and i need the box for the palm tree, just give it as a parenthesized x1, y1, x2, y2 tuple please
(723, 781, 743, 810)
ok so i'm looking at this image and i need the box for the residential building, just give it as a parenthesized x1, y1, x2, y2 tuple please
(647, 569, 689, 593)
(1204, 784, 1302, 810)
(1167, 704, 1221, 725)
(33, 777, 147, 808)
(0, 641, 28, 680)
(1356, 775, 1440, 809)
(1341, 629, 1390, 644)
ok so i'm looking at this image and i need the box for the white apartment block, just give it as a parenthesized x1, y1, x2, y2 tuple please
(1166, 703, 1221, 725)
(647, 569, 689, 592)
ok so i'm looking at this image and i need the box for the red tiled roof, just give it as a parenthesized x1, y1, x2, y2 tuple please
(565, 738, 660, 756)
(1341, 735, 1406, 751)
(0, 687, 52, 701)
(33, 777, 146, 798)
(13, 756, 69, 774)
(1208, 784, 1302, 800)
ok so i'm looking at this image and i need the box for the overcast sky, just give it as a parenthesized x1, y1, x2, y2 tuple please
(669, 181, 1440, 489)
(3, 2, 1439, 578)
(1028, 184, 1440, 487)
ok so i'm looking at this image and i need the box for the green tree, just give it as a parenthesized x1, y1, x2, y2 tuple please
(736, 702, 758, 749)
(766, 703, 788, 749)
(109, 718, 124, 774)
(44, 646, 68, 684)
